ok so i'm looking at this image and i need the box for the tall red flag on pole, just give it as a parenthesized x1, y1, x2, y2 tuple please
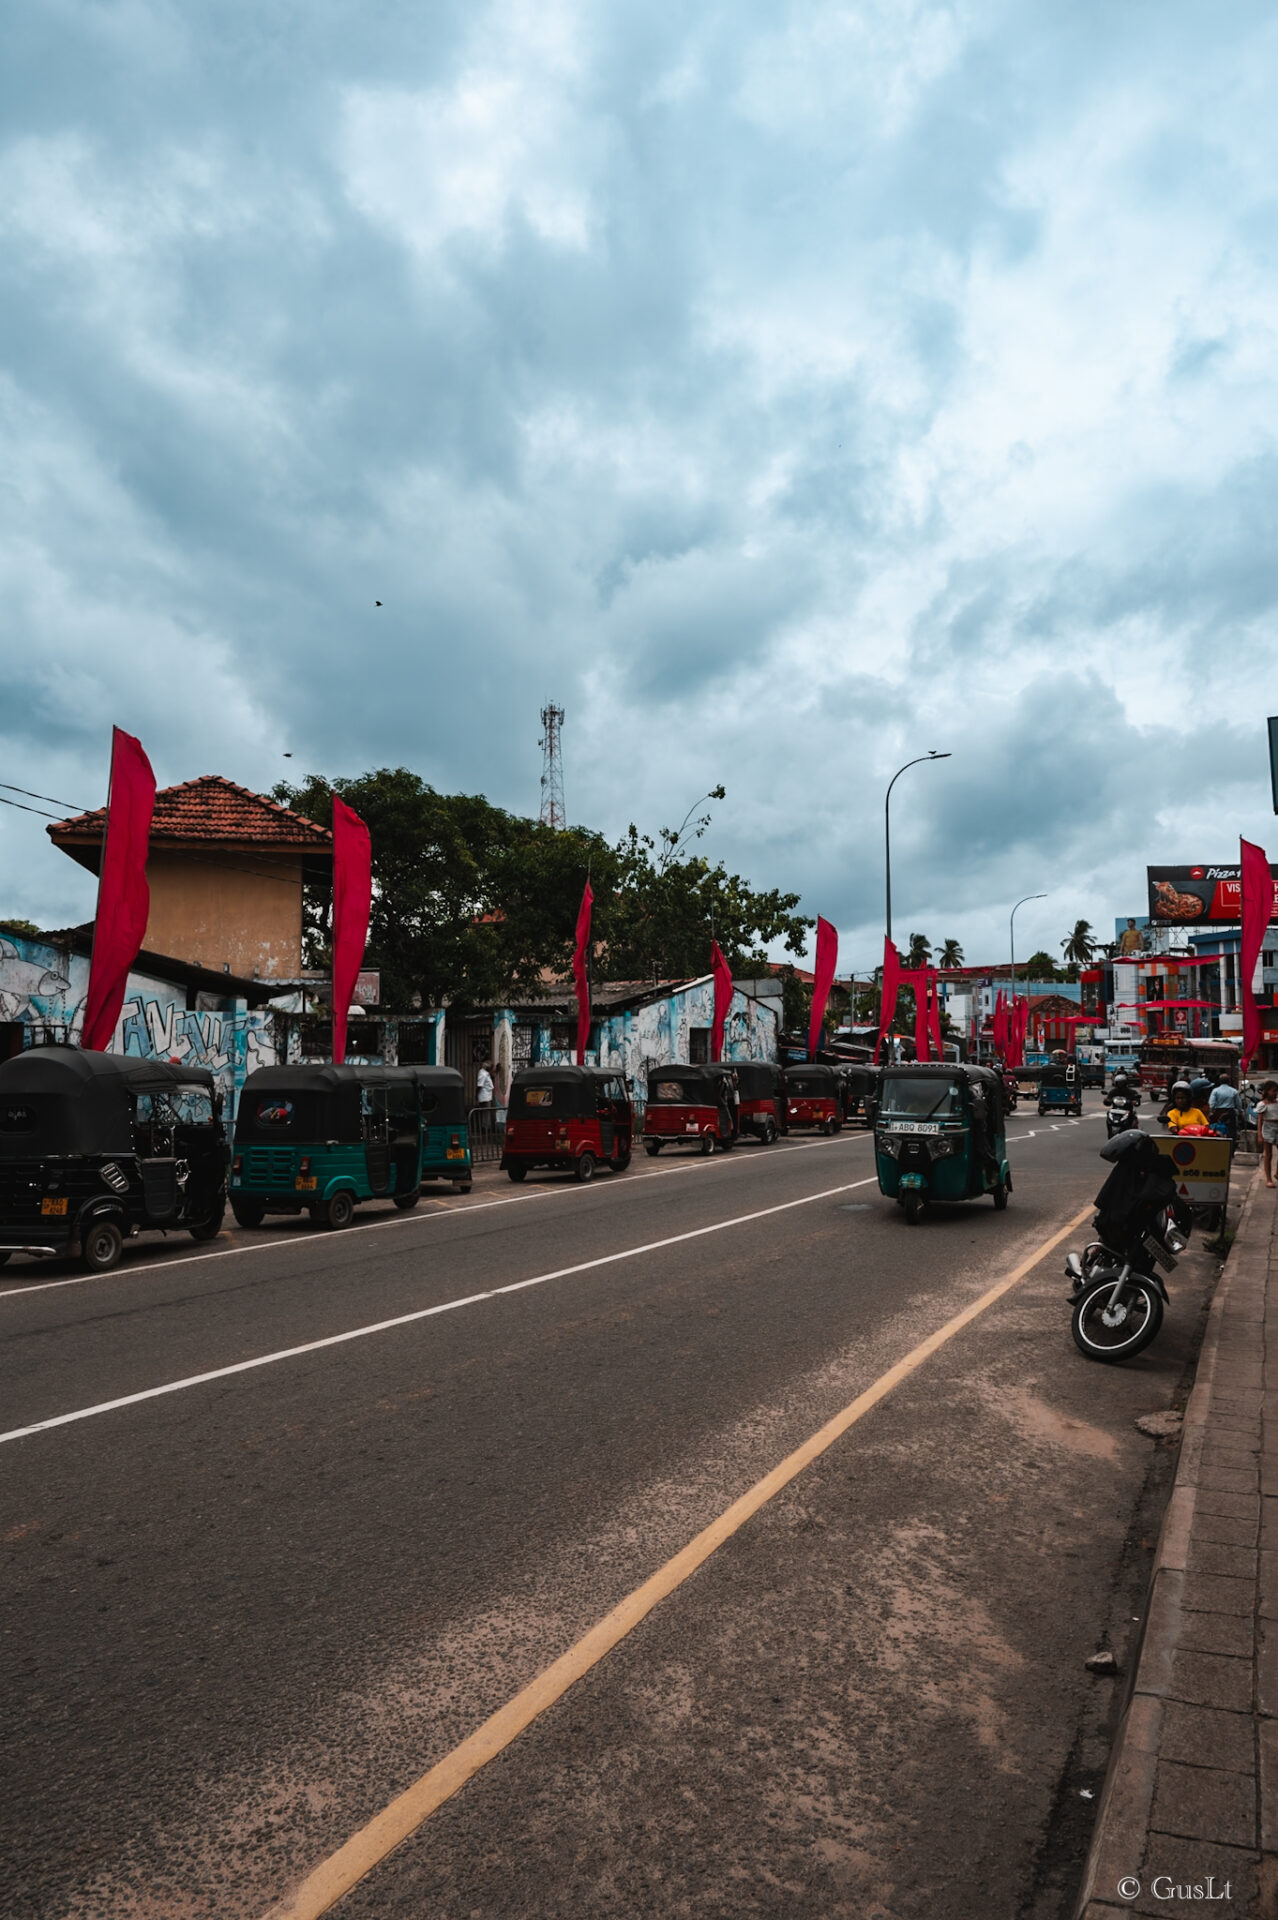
(928, 969, 943, 1060)
(81, 727, 156, 1052)
(807, 916, 838, 1059)
(573, 878, 593, 1064)
(875, 938, 900, 1063)
(711, 938, 734, 1061)
(1240, 838, 1271, 1072)
(331, 795, 372, 1066)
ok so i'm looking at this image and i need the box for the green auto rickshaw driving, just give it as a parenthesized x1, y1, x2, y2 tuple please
(875, 1062, 1011, 1225)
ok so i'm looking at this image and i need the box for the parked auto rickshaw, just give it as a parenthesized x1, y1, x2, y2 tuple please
(1037, 1059, 1083, 1117)
(0, 1049, 227, 1272)
(502, 1065, 633, 1181)
(785, 1062, 843, 1135)
(875, 1063, 1011, 1224)
(838, 1063, 881, 1130)
(388, 1066, 472, 1192)
(733, 1061, 786, 1144)
(642, 1064, 738, 1155)
(999, 1066, 1019, 1113)
(230, 1064, 426, 1229)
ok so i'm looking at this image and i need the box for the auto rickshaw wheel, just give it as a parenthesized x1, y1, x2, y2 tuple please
(230, 1198, 266, 1228)
(456, 1180, 473, 1194)
(902, 1193, 924, 1226)
(575, 1151, 596, 1183)
(506, 1165, 527, 1182)
(992, 1181, 1009, 1211)
(83, 1219, 124, 1271)
(644, 1140, 661, 1157)
(718, 1134, 734, 1151)
(1037, 1104, 1047, 1116)
(762, 1121, 777, 1145)
(393, 1190, 420, 1211)
(699, 1132, 715, 1156)
(611, 1150, 631, 1172)
(189, 1202, 225, 1242)
(0, 1250, 10, 1266)
(323, 1191, 355, 1230)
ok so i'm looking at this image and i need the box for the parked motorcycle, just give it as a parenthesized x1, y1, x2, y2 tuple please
(1065, 1130, 1192, 1363)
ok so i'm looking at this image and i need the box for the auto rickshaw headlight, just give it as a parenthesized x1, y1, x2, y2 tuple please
(879, 1135, 902, 1158)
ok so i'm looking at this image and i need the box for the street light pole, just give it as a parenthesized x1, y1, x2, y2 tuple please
(884, 751, 951, 945)
(1010, 891, 1047, 1016)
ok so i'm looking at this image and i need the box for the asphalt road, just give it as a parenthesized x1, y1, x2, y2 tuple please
(0, 1102, 1218, 1919)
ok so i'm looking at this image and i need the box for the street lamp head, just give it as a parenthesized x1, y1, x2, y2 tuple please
(927, 750, 951, 759)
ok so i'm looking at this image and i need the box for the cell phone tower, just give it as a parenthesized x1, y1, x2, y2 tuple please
(539, 701, 566, 829)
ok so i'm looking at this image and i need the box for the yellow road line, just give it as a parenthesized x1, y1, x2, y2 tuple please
(263, 1200, 1093, 1920)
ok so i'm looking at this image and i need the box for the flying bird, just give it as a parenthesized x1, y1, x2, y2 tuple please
(375, 600, 382, 606)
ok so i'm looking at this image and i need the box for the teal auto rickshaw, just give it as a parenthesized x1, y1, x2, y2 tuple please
(875, 1063, 1011, 1224)
(1037, 1058, 1083, 1117)
(231, 1063, 439, 1231)
(389, 1066, 472, 1192)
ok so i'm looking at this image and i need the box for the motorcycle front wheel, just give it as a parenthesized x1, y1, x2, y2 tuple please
(1071, 1274, 1163, 1362)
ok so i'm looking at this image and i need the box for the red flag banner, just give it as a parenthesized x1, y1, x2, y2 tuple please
(711, 938, 734, 1061)
(1241, 838, 1270, 1071)
(573, 878, 594, 1064)
(992, 990, 1005, 1059)
(1014, 996, 1030, 1067)
(81, 728, 156, 1052)
(875, 938, 901, 1062)
(928, 970, 943, 1061)
(332, 795, 372, 1066)
(807, 916, 838, 1059)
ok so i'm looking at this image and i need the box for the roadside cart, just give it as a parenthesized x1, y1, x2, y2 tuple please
(502, 1066, 633, 1182)
(0, 1049, 227, 1272)
(642, 1064, 738, 1156)
(230, 1063, 422, 1230)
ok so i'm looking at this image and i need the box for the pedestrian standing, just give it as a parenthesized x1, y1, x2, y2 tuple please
(1257, 1081, 1278, 1187)
(476, 1060, 494, 1106)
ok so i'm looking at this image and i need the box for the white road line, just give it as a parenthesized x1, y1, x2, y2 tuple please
(0, 1133, 871, 1302)
(0, 1176, 883, 1446)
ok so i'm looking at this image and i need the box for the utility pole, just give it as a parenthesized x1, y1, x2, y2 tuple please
(539, 702, 566, 830)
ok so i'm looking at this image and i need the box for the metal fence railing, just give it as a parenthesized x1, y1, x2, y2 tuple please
(468, 1106, 503, 1164)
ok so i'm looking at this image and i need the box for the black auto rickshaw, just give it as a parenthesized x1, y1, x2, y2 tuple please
(642, 1064, 739, 1155)
(733, 1062, 786, 1143)
(231, 1064, 426, 1229)
(1038, 1059, 1083, 1117)
(502, 1066, 633, 1181)
(838, 1064, 881, 1129)
(784, 1062, 842, 1135)
(874, 1062, 1011, 1224)
(0, 1049, 227, 1272)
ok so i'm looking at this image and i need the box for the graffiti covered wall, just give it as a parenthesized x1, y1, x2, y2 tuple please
(0, 932, 276, 1116)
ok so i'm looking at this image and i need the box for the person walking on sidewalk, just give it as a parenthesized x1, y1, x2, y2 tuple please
(1256, 1079, 1278, 1186)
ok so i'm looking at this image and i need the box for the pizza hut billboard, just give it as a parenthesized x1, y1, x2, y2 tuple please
(1147, 864, 1278, 924)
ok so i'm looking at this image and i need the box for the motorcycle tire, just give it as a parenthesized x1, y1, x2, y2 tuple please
(1071, 1273, 1163, 1363)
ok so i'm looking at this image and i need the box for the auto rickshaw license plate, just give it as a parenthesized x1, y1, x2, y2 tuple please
(295, 1176, 317, 1190)
(890, 1121, 939, 1134)
(41, 1196, 68, 1216)
(446, 1148, 466, 1160)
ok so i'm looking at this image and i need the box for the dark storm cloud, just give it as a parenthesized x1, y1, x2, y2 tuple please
(3, 0, 1277, 966)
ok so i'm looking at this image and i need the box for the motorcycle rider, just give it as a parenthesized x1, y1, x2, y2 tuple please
(1104, 1068, 1141, 1135)
(1164, 1079, 1209, 1134)
(1208, 1072, 1243, 1143)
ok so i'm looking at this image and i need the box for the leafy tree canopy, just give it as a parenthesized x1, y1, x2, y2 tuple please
(274, 769, 809, 1010)
(1022, 949, 1062, 980)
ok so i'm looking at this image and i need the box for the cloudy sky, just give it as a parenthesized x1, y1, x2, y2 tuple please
(3, 0, 1277, 971)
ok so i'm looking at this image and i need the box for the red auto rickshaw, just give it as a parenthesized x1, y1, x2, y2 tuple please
(502, 1066, 632, 1182)
(785, 1062, 842, 1135)
(642, 1064, 738, 1156)
(733, 1061, 786, 1144)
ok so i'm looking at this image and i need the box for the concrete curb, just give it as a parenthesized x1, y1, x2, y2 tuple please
(1074, 1167, 1272, 1919)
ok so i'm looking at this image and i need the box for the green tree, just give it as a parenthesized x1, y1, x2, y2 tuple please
(274, 769, 810, 1008)
(1023, 949, 1060, 981)
(1061, 919, 1096, 966)
(938, 938, 964, 969)
(905, 932, 932, 969)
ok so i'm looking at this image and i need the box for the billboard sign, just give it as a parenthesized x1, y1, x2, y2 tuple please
(1147, 864, 1278, 926)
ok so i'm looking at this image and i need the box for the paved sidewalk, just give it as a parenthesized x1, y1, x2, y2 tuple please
(1076, 1167, 1278, 1920)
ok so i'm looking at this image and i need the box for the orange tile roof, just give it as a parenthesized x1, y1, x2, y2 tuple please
(49, 775, 332, 849)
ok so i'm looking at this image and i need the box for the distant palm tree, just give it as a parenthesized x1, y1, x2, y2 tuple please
(939, 938, 964, 969)
(906, 932, 932, 969)
(1061, 919, 1096, 967)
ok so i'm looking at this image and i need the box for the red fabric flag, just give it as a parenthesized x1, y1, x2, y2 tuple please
(711, 938, 734, 1061)
(81, 728, 156, 1052)
(1240, 837, 1270, 1070)
(874, 938, 900, 1062)
(807, 916, 838, 1059)
(331, 795, 372, 1066)
(905, 968, 930, 1061)
(928, 969, 943, 1060)
(573, 878, 593, 1064)
(1014, 996, 1030, 1067)
(992, 990, 1005, 1059)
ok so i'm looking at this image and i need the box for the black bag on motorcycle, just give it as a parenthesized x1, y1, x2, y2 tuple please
(1093, 1130, 1188, 1249)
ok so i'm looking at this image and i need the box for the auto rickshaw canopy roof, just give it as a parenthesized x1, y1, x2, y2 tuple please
(644, 1064, 736, 1103)
(383, 1065, 467, 1124)
(235, 1063, 393, 1144)
(509, 1065, 629, 1118)
(0, 1048, 218, 1157)
(785, 1063, 840, 1093)
(732, 1061, 783, 1100)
